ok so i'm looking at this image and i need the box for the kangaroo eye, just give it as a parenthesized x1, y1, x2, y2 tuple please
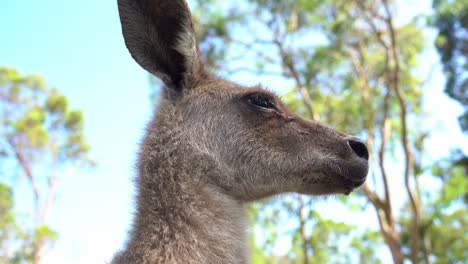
(246, 93, 276, 111)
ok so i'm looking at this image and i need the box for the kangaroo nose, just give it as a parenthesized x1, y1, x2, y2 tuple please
(347, 140, 369, 161)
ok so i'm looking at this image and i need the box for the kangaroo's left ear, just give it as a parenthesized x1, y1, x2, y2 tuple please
(117, 0, 205, 91)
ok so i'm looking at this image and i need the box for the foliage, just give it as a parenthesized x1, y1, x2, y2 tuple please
(0, 67, 92, 263)
(426, 2, 468, 262)
(432, 0, 468, 132)
(0, 183, 18, 262)
(0, 183, 32, 263)
(399, 150, 468, 263)
(0, 67, 90, 166)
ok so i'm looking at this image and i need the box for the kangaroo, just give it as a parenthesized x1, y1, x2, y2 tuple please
(112, 0, 369, 263)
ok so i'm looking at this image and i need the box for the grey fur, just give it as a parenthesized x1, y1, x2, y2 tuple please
(113, 0, 369, 263)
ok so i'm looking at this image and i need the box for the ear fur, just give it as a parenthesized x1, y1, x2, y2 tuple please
(117, 0, 204, 91)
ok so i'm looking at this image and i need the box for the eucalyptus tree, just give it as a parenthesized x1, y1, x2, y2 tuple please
(0, 67, 92, 264)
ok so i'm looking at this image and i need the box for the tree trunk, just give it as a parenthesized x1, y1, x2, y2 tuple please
(33, 239, 44, 264)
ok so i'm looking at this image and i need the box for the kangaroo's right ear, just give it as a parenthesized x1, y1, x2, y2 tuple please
(118, 0, 204, 91)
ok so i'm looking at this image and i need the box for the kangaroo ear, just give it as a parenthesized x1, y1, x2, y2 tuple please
(118, 0, 204, 91)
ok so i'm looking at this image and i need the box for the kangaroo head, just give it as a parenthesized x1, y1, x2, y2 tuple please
(118, 0, 368, 201)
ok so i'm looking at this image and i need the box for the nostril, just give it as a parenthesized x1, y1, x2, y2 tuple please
(348, 140, 369, 161)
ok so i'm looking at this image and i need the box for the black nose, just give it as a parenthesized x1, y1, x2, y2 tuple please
(348, 140, 369, 160)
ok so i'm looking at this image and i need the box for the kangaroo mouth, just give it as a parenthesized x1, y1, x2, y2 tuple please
(298, 159, 368, 196)
(299, 168, 367, 196)
(327, 159, 368, 195)
(342, 177, 366, 195)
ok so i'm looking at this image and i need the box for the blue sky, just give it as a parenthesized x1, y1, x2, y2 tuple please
(1, 0, 466, 263)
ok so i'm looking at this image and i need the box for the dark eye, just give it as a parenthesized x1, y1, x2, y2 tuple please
(246, 93, 276, 111)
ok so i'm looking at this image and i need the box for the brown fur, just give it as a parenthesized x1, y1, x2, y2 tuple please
(112, 0, 369, 263)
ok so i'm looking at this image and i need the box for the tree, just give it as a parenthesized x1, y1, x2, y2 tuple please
(424, 2, 468, 262)
(399, 150, 468, 263)
(433, 0, 467, 132)
(0, 67, 93, 264)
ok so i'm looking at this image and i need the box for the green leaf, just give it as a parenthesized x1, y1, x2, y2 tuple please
(46, 91, 68, 114)
(65, 110, 84, 131)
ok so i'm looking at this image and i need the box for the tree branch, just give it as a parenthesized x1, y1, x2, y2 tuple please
(6, 138, 40, 209)
(273, 37, 319, 121)
(382, 1, 422, 263)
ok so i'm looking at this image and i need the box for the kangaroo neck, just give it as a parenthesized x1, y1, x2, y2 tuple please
(119, 126, 249, 264)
